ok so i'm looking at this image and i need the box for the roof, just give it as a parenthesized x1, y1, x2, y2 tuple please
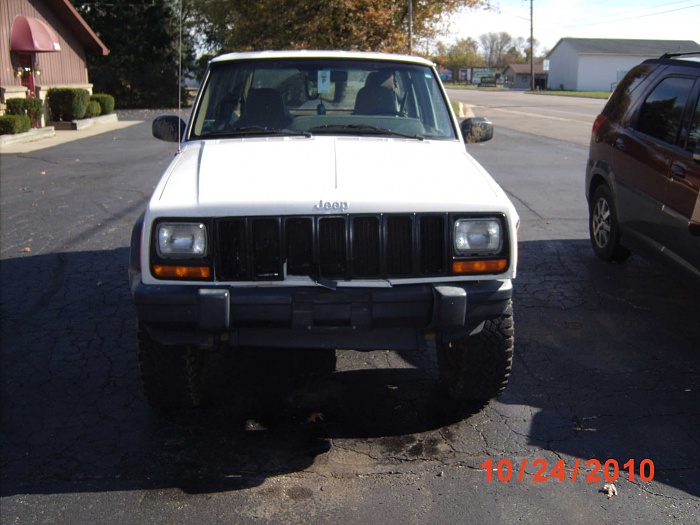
(44, 0, 109, 56)
(211, 50, 435, 67)
(548, 38, 700, 58)
(504, 63, 546, 75)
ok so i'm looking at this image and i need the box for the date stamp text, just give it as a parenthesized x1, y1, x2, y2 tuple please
(481, 458, 655, 483)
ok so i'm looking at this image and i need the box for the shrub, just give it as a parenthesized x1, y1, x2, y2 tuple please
(5, 98, 25, 115)
(90, 94, 115, 115)
(24, 98, 45, 126)
(46, 88, 90, 121)
(0, 115, 31, 135)
(85, 100, 102, 118)
(4, 98, 45, 127)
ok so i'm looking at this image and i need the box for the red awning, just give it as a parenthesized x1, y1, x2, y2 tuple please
(11, 15, 62, 52)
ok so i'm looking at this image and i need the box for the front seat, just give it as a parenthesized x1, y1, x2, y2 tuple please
(354, 71, 398, 115)
(236, 88, 293, 129)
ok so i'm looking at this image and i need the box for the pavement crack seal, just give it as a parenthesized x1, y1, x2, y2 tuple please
(630, 471, 700, 501)
(503, 188, 543, 219)
(15, 154, 61, 165)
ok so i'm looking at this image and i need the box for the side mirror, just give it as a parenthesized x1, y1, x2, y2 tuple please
(152, 115, 186, 143)
(461, 117, 494, 144)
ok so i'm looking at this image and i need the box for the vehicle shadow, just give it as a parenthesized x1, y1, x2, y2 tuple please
(500, 238, 700, 497)
(0, 248, 480, 497)
(2, 239, 697, 498)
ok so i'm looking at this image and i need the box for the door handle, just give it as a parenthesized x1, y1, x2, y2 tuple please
(670, 164, 686, 179)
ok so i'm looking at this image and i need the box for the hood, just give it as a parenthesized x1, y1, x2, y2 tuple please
(149, 136, 511, 216)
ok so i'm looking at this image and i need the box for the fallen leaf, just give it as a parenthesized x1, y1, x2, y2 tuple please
(20, 247, 31, 253)
(245, 419, 266, 431)
(602, 483, 618, 499)
(307, 412, 324, 423)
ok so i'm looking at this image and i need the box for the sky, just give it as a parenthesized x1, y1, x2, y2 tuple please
(446, 0, 700, 53)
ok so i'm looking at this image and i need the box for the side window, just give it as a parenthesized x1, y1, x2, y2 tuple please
(603, 65, 653, 123)
(686, 95, 700, 154)
(635, 76, 695, 145)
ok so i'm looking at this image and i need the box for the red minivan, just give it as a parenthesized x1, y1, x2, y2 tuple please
(586, 52, 700, 287)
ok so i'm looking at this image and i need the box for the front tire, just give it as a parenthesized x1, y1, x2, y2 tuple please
(437, 301, 514, 401)
(589, 184, 630, 263)
(137, 326, 207, 410)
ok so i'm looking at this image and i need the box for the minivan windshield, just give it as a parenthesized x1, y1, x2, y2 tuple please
(190, 58, 457, 141)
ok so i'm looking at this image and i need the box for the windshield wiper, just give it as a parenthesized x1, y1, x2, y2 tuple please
(201, 126, 312, 138)
(308, 124, 424, 141)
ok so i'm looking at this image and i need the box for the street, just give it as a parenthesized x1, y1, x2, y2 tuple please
(1, 96, 699, 524)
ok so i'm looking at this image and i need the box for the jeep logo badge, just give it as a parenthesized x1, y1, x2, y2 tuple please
(314, 200, 348, 212)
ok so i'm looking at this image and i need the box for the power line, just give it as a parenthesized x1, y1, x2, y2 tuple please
(562, 2, 700, 28)
(566, 0, 697, 22)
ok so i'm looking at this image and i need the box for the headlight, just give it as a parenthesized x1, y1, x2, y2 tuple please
(454, 218, 502, 255)
(157, 222, 207, 257)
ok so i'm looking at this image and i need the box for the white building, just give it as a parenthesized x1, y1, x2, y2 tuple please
(547, 38, 700, 91)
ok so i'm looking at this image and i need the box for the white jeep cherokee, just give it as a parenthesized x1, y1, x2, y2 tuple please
(129, 51, 519, 410)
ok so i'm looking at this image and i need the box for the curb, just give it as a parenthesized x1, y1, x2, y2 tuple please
(48, 112, 119, 131)
(0, 113, 121, 149)
(0, 126, 56, 148)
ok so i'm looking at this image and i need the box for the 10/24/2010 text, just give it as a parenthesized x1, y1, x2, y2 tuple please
(481, 458, 655, 483)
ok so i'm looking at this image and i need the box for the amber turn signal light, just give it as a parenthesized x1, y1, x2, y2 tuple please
(452, 259, 507, 275)
(153, 265, 211, 279)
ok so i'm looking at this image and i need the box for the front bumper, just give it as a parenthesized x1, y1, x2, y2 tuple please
(131, 274, 513, 350)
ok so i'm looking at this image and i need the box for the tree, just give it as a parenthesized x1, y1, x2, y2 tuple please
(435, 38, 484, 70)
(72, 0, 197, 108)
(478, 31, 513, 67)
(190, 0, 490, 54)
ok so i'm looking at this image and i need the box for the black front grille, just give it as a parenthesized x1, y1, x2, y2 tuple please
(216, 214, 449, 281)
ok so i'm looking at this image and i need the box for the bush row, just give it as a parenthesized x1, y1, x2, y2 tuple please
(45, 89, 115, 121)
(1, 91, 116, 135)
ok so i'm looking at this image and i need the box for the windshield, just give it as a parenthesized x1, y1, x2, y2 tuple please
(190, 58, 457, 141)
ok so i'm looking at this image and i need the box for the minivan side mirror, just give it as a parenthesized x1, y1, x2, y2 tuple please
(461, 117, 494, 144)
(152, 116, 186, 143)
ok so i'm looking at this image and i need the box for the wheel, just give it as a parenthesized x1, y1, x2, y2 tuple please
(137, 326, 207, 410)
(437, 300, 514, 401)
(589, 184, 630, 263)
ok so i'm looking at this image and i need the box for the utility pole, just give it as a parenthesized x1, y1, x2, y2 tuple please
(408, 0, 413, 54)
(530, 0, 535, 91)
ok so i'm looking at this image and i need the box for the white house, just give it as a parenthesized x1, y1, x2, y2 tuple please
(547, 38, 700, 91)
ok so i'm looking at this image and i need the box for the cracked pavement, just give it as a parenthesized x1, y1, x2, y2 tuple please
(1, 108, 699, 524)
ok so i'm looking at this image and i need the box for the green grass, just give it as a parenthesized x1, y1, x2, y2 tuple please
(443, 83, 610, 99)
(443, 83, 502, 90)
(528, 90, 610, 99)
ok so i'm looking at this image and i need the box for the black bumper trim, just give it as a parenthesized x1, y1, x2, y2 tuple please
(131, 273, 512, 349)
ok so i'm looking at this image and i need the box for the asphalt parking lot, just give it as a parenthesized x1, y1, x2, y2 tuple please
(1, 104, 699, 524)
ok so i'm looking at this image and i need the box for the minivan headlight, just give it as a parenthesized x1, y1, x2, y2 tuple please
(454, 218, 502, 255)
(157, 222, 207, 257)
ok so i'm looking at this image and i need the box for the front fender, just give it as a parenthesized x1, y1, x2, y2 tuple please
(129, 212, 145, 278)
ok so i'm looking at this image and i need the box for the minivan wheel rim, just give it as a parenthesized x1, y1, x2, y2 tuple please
(592, 197, 611, 248)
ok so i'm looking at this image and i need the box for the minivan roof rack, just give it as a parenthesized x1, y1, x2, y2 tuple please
(660, 51, 700, 59)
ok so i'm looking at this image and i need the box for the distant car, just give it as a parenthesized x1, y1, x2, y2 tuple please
(585, 52, 700, 286)
(130, 50, 519, 411)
